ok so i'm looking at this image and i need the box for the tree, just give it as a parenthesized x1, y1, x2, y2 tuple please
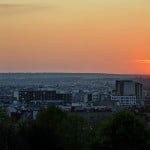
(24, 106, 89, 150)
(58, 114, 89, 150)
(94, 110, 150, 150)
(21, 106, 68, 150)
(0, 109, 15, 150)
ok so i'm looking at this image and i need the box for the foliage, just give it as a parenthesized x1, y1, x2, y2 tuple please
(96, 110, 150, 150)
(58, 114, 89, 150)
(0, 107, 150, 150)
(0, 109, 15, 150)
(17, 106, 68, 150)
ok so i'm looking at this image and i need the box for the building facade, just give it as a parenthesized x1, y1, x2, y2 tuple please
(111, 96, 136, 106)
(18, 90, 72, 104)
(113, 80, 143, 106)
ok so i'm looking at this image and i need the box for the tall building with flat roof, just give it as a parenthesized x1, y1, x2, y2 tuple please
(115, 80, 143, 105)
(116, 80, 142, 97)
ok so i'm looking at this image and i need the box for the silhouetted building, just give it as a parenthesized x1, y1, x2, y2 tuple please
(88, 94, 92, 102)
(18, 90, 72, 104)
(116, 80, 142, 97)
(112, 80, 143, 106)
(144, 96, 150, 108)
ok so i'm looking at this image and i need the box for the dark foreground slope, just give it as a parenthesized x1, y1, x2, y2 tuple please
(0, 106, 150, 150)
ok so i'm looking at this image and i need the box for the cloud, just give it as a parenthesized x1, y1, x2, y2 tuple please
(0, 3, 53, 15)
(135, 60, 150, 64)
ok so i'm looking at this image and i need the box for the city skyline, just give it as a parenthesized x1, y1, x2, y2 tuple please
(0, 0, 150, 74)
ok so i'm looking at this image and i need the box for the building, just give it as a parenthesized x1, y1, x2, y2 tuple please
(72, 90, 88, 103)
(116, 80, 142, 98)
(18, 90, 72, 104)
(111, 96, 136, 106)
(144, 96, 150, 108)
(112, 80, 143, 106)
(92, 92, 100, 102)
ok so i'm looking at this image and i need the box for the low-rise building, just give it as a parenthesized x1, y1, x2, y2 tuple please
(111, 96, 136, 106)
(15, 90, 72, 105)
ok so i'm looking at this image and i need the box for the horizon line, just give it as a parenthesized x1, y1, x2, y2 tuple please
(0, 72, 149, 76)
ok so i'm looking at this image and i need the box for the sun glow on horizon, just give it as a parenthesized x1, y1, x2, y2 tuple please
(134, 59, 150, 75)
(135, 60, 150, 64)
(0, 0, 150, 74)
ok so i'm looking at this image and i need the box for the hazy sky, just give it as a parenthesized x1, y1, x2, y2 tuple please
(0, 0, 150, 74)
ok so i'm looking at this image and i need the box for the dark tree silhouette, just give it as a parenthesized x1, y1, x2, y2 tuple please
(92, 110, 150, 150)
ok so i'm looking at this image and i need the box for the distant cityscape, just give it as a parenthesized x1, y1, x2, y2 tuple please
(0, 73, 150, 121)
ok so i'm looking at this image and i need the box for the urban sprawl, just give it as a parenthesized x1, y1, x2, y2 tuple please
(0, 73, 150, 121)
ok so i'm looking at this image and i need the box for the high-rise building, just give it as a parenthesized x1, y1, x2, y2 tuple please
(116, 80, 142, 99)
(112, 80, 143, 106)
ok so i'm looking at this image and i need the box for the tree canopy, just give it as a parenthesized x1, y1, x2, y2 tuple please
(0, 107, 150, 150)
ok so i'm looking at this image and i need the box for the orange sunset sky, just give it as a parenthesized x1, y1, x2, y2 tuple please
(0, 0, 150, 74)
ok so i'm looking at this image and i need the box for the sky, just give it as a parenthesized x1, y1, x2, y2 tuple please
(0, 0, 150, 74)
